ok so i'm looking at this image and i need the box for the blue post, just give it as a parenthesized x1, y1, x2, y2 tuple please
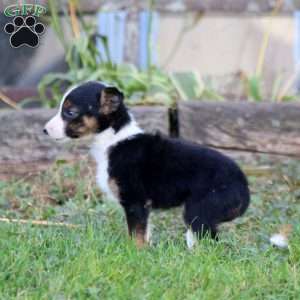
(97, 10, 159, 69)
(138, 10, 159, 70)
(294, 11, 300, 91)
(97, 11, 127, 64)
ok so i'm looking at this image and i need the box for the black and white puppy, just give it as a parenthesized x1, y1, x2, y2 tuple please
(44, 81, 250, 248)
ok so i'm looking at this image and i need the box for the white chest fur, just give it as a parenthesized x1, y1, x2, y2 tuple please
(90, 119, 143, 202)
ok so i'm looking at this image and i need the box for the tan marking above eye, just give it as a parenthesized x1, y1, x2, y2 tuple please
(63, 99, 72, 108)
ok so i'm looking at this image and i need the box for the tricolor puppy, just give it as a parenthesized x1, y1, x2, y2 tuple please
(44, 81, 250, 248)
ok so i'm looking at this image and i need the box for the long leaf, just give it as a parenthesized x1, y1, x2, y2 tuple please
(48, 0, 67, 51)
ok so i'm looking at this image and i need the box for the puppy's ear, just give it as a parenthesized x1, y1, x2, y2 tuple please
(100, 87, 124, 115)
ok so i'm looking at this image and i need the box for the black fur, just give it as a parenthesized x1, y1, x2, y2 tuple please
(47, 81, 250, 244)
(109, 133, 250, 240)
(62, 82, 130, 138)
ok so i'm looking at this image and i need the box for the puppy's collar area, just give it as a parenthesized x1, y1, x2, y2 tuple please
(91, 118, 143, 153)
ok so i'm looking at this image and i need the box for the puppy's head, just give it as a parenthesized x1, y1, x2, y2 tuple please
(44, 81, 124, 140)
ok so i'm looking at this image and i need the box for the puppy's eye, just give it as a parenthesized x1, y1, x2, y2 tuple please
(63, 109, 79, 119)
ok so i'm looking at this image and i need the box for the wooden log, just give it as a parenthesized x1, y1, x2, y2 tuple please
(0, 106, 169, 178)
(178, 101, 300, 160)
(1, 0, 299, 15)
(0, 87, 39, 103)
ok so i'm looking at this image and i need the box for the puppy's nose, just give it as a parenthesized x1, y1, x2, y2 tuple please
(43, 128, 49, 135)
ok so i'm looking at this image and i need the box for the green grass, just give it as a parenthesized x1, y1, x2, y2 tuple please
(0, 160, 300, 299)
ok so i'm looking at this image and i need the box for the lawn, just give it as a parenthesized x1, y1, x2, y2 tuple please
(0, 160, 300, 299)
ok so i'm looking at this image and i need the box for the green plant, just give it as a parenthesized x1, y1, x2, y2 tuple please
(240, 72, 298, 103)
(241, 74, 263, 102)
(39, 1, 215, 108)
(241, 0, 297, 102)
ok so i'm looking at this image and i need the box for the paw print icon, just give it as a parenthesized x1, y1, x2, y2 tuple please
(4, 16, 45, 48)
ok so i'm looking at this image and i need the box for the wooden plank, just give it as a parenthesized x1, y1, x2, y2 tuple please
(0, 87, 38, 103)
(1, 1, 300, 15)
(0, 106, 169, 177)
(178, 101, 300, 160)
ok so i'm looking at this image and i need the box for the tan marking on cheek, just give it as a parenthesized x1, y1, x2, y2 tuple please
(77, 126, 88, 134)
(108, 178, 120, 200)
(83, 116, 98, 131)
(66, 121, 86, 138)
(68, 121, 82, 132)
(68, 116, 98, 137)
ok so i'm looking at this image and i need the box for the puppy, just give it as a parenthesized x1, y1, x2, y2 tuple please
(44, 81, 250, 248)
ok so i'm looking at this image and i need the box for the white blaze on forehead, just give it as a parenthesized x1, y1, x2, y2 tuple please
(44, 85, 78, 140)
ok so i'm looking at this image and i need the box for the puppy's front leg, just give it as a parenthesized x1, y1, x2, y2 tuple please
(123, 203, 149, 248)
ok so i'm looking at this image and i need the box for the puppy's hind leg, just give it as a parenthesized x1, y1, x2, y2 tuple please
(183, 200, 218, 249)
(185, 223, 218, 249)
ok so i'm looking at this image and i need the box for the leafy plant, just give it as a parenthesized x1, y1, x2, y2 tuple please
(39, 1, 214, 108)
(242, 74, 263, 102)
(169, 71, 204, 101)
(240, 0, 297, 102)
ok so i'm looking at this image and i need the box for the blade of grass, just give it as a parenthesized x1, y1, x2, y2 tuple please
(0, 217, 80, 228)
(69, 0, 80, 39)
(255, 0, 283, 77)
(276, 68, 300, 102)
(48, 0, 68, 51)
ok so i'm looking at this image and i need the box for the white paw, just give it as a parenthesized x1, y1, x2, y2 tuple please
(186, 229, 197, 249)
(146, 223, 152, 244)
